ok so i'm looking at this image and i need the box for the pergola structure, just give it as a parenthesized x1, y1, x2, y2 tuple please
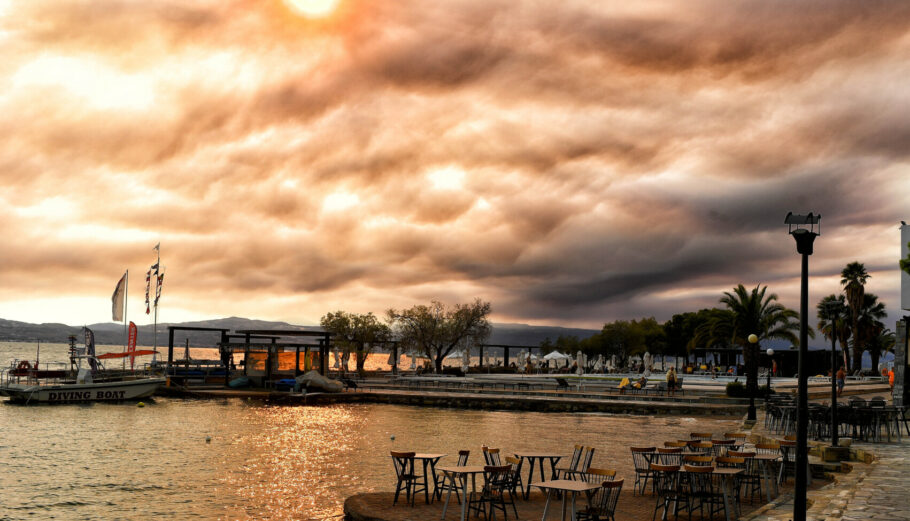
(478, 344, 541, 368)
(229, 329, 334, 381)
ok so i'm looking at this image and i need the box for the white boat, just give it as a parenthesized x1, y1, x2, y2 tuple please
(0, 351, 164, 405)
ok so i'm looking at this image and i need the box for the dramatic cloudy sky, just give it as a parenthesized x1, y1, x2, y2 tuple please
(1, 0, 908, 329)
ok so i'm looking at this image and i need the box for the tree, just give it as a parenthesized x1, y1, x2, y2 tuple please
(700, 284, 803, 412)
(840, 262, 869, 373)
(817, 294, 850, 372)
(854, 293, 887, 372)
(320, 311, 391, 376)
(387, 299, 492, 373)
(600, 320, 642, 368)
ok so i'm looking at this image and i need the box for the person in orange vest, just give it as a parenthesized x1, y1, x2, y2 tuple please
(889, 368, 895, 395)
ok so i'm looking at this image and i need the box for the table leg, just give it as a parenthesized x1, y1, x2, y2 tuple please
(569, 491, 579, 521)
(460, 475, 470, 521)
(441, 473, 454, 520)
(429, 458, 440, 501)
(560, 490, 568, 521)
(423, 459, 431, 504)
(759, 460, 772, 503)
(541, 488, 553, 521)
(721, 476, 733, 521)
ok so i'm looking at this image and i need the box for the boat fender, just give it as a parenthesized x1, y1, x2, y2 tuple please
(17, 361, 32, 371)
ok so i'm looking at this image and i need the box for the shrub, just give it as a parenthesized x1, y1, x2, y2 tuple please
(726, 381, 772, 397)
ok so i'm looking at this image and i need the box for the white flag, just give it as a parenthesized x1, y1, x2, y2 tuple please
(112, 272, 127, 322)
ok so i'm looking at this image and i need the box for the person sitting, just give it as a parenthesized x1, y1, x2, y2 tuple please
(632, 375, 647, 390)
(618, 377, 631, 395)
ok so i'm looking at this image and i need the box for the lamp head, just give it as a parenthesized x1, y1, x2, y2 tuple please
(748, 334, 758, 344)
(766, 348, 774, 356)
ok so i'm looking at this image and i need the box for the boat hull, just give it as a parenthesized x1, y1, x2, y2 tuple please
(1, 377, 165, 404)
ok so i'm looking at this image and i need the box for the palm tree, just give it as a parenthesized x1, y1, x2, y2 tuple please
(701, 284, 804, 417)
(840, 262, 869, 372)
(817, 294, 849, 373)
(854, 293, 887, 372)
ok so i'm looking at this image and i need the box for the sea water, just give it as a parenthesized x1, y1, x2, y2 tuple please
(0, 342, 740, 520)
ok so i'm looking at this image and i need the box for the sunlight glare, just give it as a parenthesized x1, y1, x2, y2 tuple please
(322, 191, 359, 212)
(427, 166, 465, 191)
(284, 0, 339, 18)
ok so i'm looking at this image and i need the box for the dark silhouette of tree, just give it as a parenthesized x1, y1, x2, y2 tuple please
(840, 262, 869, 373)
(855, 293, 887, 372)
(320, 311, 391, 376)
(816, 294, 850, 372)
(387, 299, 491, 373)
(700, 284, 803, 405)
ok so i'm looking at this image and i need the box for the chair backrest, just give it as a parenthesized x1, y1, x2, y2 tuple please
(664, 441, 687, 448)
(716, 456, 745, 468)
(690, 441, 713, 453)
(783, 435, 796, 441)
(754, 443, 780, 455)
(578, 467, 616, 483)
(504, 455, 522, 470)
(630, 447, 656, 472)
(483, 446, 502, 465)
(567, 444, 584, 470)
(690, 432, 713, 440)
(728, 451, 756, 459)
(723, 432, 747, 441)
(588, 478, 624, 518)
(650, 464, 680, 496)
(683, 454, 713, 466)
(457, 450, 470, 466)
(657, 447, 683, 454)
(391, 451, 416, 478)
(684, 465, 716, 495)
(579, 446, 596, 472)
(483, 465, 513, 492)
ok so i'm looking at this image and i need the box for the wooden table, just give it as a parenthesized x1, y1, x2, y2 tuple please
(532, 479, 602, 521)
(438, 465, 486, 521)
(414, 453, 447, 503)
(680, 467, 743, 521)
(514, 452, 563, 498)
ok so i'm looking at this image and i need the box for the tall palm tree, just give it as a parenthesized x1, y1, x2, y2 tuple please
(840, 262, 869, 372)
(854, 293, 887, 372)
(702, 284, 803, 413)
(816, 294, 849, 372)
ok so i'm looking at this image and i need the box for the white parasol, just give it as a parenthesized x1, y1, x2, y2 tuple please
(462, 348, 471, 373)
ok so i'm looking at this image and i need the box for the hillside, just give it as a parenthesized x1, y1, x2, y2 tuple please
(0, 317, 597, 349)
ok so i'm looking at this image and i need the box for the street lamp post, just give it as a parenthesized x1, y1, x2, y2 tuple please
(785, 211, 820, 521)
(747, 334, 759, 421)
(766, 348, 774, 394)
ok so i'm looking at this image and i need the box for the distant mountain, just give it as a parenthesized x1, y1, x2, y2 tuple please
(0, 316, 597, 349)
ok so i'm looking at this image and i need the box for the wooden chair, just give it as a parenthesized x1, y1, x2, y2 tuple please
(555, 444, 584, 478)
(576, 467, 616, 483)
(564, 446, 596, 480)
(650, 464, 683, 521)
(391, 451, 425, 506)
(683, 465, 726, 521)
(436, 450, 470, 502)
(468, 465, 516, 521)
(728, 451, 761, 504)
(482, 446, 503, 466)
(716, 456, 746, 516)
(682, 454, 714, 467)
(630, 447, 656, 495)
(689, 441, 714, 454)
(576, 478, 624, 521)
(504, 456, 525, 500)
(710, 439, 735, 456)
(664, 441, 688, 448)
(689, 432, 713, 441)
(656, 447, 683, 466)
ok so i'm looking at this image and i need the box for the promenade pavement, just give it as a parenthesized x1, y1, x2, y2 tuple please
(745, 407, 910, 521)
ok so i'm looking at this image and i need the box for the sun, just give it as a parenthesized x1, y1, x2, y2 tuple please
(284, 0, 339, 18)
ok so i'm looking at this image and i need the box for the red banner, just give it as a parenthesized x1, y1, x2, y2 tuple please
(128, 322, 137, 370)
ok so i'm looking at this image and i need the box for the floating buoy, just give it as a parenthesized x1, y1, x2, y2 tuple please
(206, 436, 212, 443)
(137, 402, 145, 408)
(390, 435, 395, 441)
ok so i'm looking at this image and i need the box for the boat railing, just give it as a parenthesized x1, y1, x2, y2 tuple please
(1, 359, 72, 387)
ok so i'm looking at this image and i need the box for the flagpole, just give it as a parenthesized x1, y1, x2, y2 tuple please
(153, 245, 160, 360)
(123, 269, 128, 371)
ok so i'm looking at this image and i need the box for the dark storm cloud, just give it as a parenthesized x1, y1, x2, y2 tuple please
(0, 0, 907, 326)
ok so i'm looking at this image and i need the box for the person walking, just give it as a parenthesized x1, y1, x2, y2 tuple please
(889, 367, 895, 395)
(836, 366, 846, 397)
(666, 366, 678, 397)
